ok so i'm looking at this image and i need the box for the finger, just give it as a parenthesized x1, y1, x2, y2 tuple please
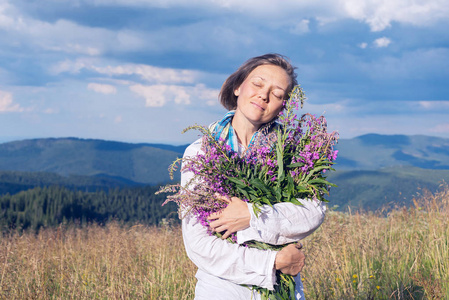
(221, 230, 231, 239)
(214, 193, 231, 203)
(207, 214, 217, 220)
(295, 242, 303, 250)
(213, 225, 228, 233)
(207, 211, 222, 220)
(208, 219, 223, 229)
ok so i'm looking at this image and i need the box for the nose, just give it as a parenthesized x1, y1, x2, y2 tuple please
(258, 88, 269, 102)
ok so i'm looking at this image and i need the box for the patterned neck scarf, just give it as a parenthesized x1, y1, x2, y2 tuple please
(209, 110, 280, 155)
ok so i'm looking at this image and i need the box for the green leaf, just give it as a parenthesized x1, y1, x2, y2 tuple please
(289, 197, 302, 206)
(308, 178, 332, 185)
(287, 176, 294, 194)
(260, 196, 273, 207)
(275, 188, 282, 202)
(252, 203, 261, 217)
(304, 165, 331, 182)
(276, 132, 284, 181)
(288, 276, 296, 299)
(236, 187, 250, 200)
(316, 186, 330, 196)
(226, 176, 246, 188)
(287, 162, 305, 168)
(294, 184, 309, 193)
(250, 178, 271, 194)
(247, 188, 259, 196)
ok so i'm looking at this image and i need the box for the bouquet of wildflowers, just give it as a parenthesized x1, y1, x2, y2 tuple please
(158, 85, 338, 299)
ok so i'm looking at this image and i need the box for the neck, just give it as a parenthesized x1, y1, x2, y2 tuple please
(231, 110, 261, 148)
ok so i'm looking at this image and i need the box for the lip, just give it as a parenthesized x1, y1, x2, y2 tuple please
(250, 101, 266, 111)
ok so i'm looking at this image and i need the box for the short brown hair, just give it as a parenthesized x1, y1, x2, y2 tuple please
(219, 53, 297, 110)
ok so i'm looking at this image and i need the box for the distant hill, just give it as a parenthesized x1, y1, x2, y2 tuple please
(335, 134, 449, 170)
(328, 134, 449, 210)
(0, 170, 144, 196)
(326, 166, 449, 211)
(0, 138, 188, 185)
(1, 135, 449, 212)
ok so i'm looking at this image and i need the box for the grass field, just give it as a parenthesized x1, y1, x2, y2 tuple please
(1, 186, 448, 299)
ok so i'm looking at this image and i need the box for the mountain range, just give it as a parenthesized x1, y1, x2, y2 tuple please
(0, 137, 186, 185)
(335, 133, 449, 170)
(1, 134, 449, 211)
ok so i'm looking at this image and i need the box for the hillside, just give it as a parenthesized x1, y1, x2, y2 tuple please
(326, 166, 449, 211)
(0, 138, 187, 185)
(2, 134, 449, 182)
(0, 170, 143, 195)
(335, 134, 449, 170)
(1, 135, 449, 212)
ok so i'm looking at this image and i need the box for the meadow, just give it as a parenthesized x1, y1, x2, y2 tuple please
(0, 186, 447, 299)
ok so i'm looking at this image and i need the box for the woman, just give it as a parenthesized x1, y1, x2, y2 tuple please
(181, 54, 326, 299)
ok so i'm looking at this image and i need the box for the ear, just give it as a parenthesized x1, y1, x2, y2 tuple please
(234, 87, 240, 97)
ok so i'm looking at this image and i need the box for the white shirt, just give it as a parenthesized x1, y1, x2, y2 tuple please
(181, 138, 326, 300)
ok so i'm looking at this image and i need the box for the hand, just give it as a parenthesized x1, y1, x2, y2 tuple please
(274, 243, 305, 276)
(207, 195, 251, 239)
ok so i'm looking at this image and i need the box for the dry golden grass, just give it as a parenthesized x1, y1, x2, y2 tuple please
(0, 223, 196, 299)
(302, 186, 449, 299)
(0, 186, 448, 299)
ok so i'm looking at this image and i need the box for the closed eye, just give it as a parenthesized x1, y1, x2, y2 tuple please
(272, 92, 283, 99)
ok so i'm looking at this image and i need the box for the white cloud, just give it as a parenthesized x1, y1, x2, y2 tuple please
(429, 123, 449, 133)
(354, 47, 449, 82)
(1, 2, 247, 59)
(2, 0, 447, 60)
(86, 0, 449, 32)
(92, 64, 198, 84)
(0, 90, 24, 112)
(0, 1, 15, 29)
(50, 59, 222, 106)
(194, 84, 220, 106)
(419, 101, 449, 109)
(51, 58, 220, 107)
(419, 101, 432, 109)
(129, 83, 219, 107)
(114, 115, 122, 123)
(2, 0, 446, 78)
(290, 19, 310, 35)
(52, 59, 200, 84)
(0, 6, 148, 57)
(63, 44, 101, 56)
(341, 0, 449, 31)
(130, 84, 191, 107)
(6, 17, 112, 56)
(43, 108, 58, 114)
(359, 42, 368, 49)
(87, 83, 117, 95)
(373, 37, 392, 48)
(49, 58, 94, 75)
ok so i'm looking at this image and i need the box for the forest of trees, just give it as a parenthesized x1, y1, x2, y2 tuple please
(0, 185, 178, 232)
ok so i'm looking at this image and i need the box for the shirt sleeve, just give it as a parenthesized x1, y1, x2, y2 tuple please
(182, 212, 278, 289)
(181, 140, 278, 290)
(236, 199, 326, 245)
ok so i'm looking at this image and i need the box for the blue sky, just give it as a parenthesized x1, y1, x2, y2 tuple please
(1, 0, 448, 145)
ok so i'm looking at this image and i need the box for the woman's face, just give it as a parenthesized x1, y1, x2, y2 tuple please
(234, 64, 290, 128)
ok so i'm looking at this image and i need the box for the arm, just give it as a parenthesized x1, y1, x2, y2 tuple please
(208, 195, 326, 245)
(181, 140, 304, 289)
(182, 212, 278, 289)
(236, 199, 326, 245)
(181, 140, 276, 289)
